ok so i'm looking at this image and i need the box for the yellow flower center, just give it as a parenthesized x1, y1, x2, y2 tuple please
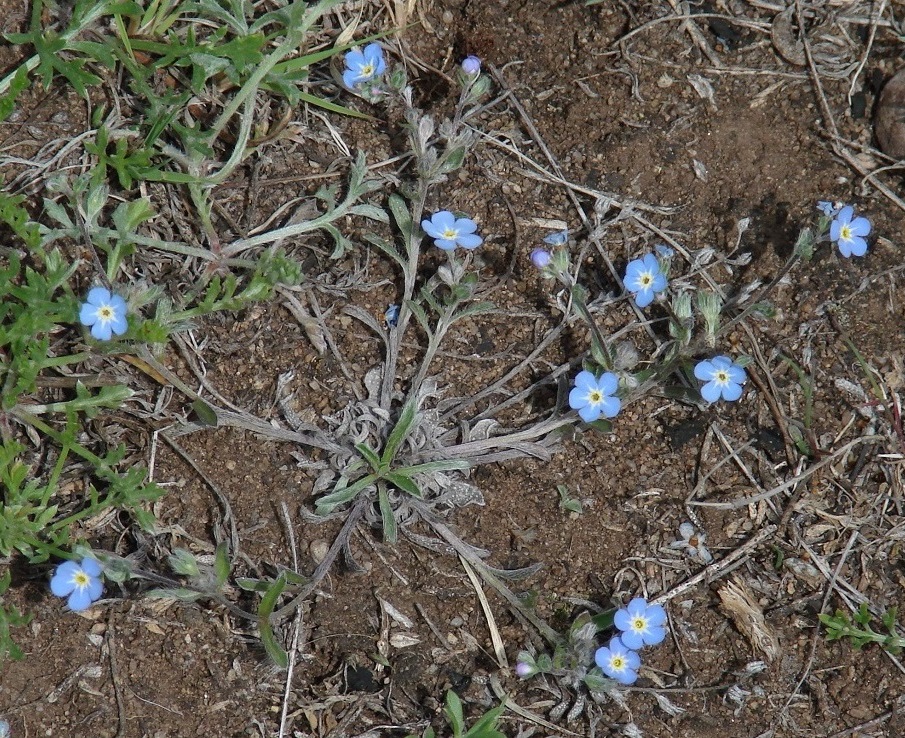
(442, 228, 458, 240)
(632, 616, 646, 631)
(639, 272, 653, 287)
(611, 655, 625, 670)
(839, 224, 852, 241)
(588, 390, 603, 404)
(98, 306, 114, 322)
(715, 370, 730, 385)
(72, 570, 90, 588)
(360, 62, 375, 77)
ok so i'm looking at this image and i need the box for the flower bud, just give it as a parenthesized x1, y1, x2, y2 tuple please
(530, 248, 552, 269)
(461, 55, 481, 75)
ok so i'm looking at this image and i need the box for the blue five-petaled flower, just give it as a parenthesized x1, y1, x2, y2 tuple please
(569, 370, 621, 422)
(595, 635, 641, 685)
(79, 287, 128, 340)
(342, 43, 386, 89)
(694, 355, 746, 403)
(830, 205, 871, 258)
(50, 558, 104, 611)
(421, 211, 483, 250)
(614, 597, 667, 650)
(624, 253, 668, 308)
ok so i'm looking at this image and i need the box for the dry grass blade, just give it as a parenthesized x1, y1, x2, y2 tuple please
(717, 577, 780, 662)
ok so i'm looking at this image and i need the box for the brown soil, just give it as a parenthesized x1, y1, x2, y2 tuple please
(3, 1, 905, 737)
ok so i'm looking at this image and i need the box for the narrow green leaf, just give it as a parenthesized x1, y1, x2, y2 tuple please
(388, 193, 412, 241)
(444, 690, 466, 738)
(258, 574, 288, 668)
(355, 443, 382, 471)
(213, 543, 230, 587)
(378, 485, 397, 544)
(191, 398, 218, 427)
(363, 232, 407, 271)
(315, 473, 377, 512)
(383, 472, 421, 498)
(380, 399, 418, 467)
(464, 700, 507, 736)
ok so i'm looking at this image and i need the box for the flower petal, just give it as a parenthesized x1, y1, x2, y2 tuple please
(722, 382, 743, 402)
(726, 365, 746, 384)
(79, 303, 98, 326)
(86, 287, 111, 306)
(68, 588, 93, 611)
(619, 631, 643, 650)
(700, 380, 721, 403)
(850, 217, 871, 237)
(600, 395, 621, 418)
(109, 314, 128, 335)
(614, 609, 632, 631)
(848, 237, 868, 256)
(344, 49, 365, 70)
(573, 370, 597, 393)
(457, 233, 483, 249)
(81, 558, 102, 577)
(86, 577, 103, 602)
(434, 239, 457, 251)
(91, 321, 114, 341)
(578, 403, 601, 423)
(646, 604, 667, 626)
(633, 288, 653, 308)
(596, 372, 616, 395)
(430, 211, 456, 231)
(694, 360, 714, 381)
(454, 217, 477, 234)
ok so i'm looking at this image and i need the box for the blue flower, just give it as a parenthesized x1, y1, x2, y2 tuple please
(530, 248, 551, 269)
(421, 211, 482, 250)
(568, 370, 620, 422)
(694, 355, 746, 403)
(50, 558, 104, 611)
(543, 229, 569, 246)
(830, 205, 871, 258)
(614, 597, 667, 650)
(79, 287, 128, 340)
(595, 636, 640, 685)
(383, 303, 400, 328)
(817, 200, 841, 217)
(342, 43, 386, 89)
(461, 55, 481, 75)
(624, 253, 667, 308)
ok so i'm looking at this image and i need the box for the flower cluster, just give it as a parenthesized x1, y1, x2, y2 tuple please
(422, 211, 483, 251)
(595, 598, 666, 685)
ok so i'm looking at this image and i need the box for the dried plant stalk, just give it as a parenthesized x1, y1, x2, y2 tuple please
(717, 577, 780, 662)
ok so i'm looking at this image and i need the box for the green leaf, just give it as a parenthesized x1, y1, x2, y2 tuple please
(355, 442, 382, 471)
(383, 472, 421, 498)
(315, 473, 377, 514)
(388, 193, 413, 241)
(191, 398, 219, 427)
(363, 232, 407, 272)
(214, 543, 230, 587)
(464, 699, 506, 737)
(444, 690, 466, 738)
(380, 398, 418, 467)
(377, 485, 397, 544)
(258, 574, 288, 668)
